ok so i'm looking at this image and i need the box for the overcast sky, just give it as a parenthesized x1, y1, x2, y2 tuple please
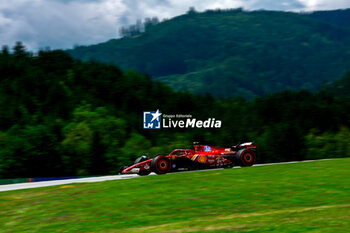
(0, 0, 349, 51)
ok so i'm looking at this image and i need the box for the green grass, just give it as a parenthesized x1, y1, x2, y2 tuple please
(0, 159, 349, 232)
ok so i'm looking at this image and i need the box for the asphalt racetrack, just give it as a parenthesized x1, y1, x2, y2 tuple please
(0, 159, 333, 192)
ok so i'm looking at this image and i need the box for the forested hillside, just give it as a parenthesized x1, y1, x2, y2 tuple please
(308, 9, 350, 29)
(68, 9, 350, 98)
(0, 43, 349, 178)
(323, 71, 350, 97)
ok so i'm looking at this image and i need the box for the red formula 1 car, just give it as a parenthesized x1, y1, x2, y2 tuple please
(119, 142, 257, 176)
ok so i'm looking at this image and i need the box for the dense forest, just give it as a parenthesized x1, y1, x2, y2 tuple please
(68, 9, 350, 99)
(0, 43, 349, 178)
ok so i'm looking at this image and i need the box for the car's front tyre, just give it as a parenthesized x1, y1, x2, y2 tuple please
(151, 155, 171, 174)
(137, 171, 151, 176)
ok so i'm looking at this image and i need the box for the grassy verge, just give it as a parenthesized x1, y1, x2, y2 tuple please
(0, 159, 349, 232)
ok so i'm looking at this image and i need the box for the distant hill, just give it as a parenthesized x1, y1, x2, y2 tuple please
(308, 9, 350, 29)
(323, 71, 350, 97)
(67, 9, 350, 98)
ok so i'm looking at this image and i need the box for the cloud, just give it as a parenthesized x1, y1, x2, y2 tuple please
(246, 0, 305, 11)
(0, 0, 349, 51)
(0, 0, 126, 50)
(298, 0, 350, 11)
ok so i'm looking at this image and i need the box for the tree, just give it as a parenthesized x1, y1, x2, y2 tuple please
(0, 124, 62, 178)
(1, 45, 9, 55)
(305, 127, 350, 159)
(119, 26, 130, 37)
(187, 7, 197, 14)
(13, 41, 27, 57)
(120, 133, 151, 166)
(61, 104, 127, 175)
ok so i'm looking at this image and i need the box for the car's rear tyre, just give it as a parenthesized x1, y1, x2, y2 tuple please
(151, 155, 171, 174)
(236, 149, 256, 167)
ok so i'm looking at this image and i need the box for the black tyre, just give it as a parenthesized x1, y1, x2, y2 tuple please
(235, 149, 256, 167)
(151, 155, 171, 174)
(138, 170, 151, 176)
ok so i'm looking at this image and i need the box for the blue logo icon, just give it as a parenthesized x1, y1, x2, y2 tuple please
(143, 110, 162, 129)
(204, 146, 211, 151)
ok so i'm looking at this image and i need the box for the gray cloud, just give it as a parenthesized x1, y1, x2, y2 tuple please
(247, 0, 305, 10)
(0, 0, 349, 51)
